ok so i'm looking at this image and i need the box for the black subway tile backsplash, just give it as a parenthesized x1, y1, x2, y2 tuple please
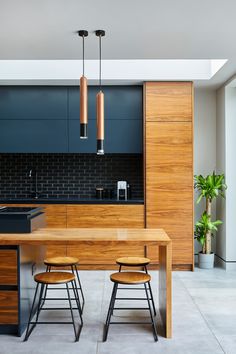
(0, 154, 143, 199)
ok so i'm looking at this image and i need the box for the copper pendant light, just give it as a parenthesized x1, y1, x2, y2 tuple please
(78, 30, 88, 139)
(95, 30, 105, 155)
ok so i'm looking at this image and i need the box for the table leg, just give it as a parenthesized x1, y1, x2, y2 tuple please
(159, 243, 172, 338)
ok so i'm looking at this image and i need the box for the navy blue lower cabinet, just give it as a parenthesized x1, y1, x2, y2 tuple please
(0, 120, 68, 153)
(69, 119, 142, 153)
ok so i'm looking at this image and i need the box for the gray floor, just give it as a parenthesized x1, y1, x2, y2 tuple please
(0, 267, 236, 354)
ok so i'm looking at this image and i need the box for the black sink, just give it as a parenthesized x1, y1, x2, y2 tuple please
(0, 206, 45, 233)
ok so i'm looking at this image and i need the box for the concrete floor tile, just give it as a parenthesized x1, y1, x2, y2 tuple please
(97, 334, 224, 354)
(1, 268, 236, 354)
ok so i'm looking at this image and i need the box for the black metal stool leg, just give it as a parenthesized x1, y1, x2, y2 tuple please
(71, 281, 83, 341)
(40, 266, 50, 309)
(72, 280, 83, 317)
(73, 265, 85, 312)
(35, 283, 45, 320)
(24, 283, 39, 341)
(144, 283, 158, 342)
(103, 283, 118, 341)
(66, 282, 78, 342)
(144, 266, 156, 316)
(147, 281, 157, 316)
(111, 265, 121, 315)
(70, 267, 83, 314)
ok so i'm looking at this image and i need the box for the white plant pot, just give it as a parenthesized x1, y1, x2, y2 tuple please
(198, 252, 214, 269)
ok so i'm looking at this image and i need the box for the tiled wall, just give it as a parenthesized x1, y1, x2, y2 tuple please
(0, 154, 143, 199)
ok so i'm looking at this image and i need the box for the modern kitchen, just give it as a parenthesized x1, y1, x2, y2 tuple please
(0, 1, 236, 354)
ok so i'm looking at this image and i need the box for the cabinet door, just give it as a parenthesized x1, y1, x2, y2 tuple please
(0, 250, 17, 285)
(68, 86, 142, 120)
(69, 119, 96, 153)
(69, 119, 142, 153)
(145, 82, 192, 122)
(0, 87, 67, 120)
(0, 120, 68, 153)
(146, 121, 193, 265)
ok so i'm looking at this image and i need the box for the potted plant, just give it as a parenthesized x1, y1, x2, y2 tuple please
(194, 172, 227, 269)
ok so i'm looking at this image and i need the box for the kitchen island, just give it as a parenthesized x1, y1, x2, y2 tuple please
(0, 228, 172, 338)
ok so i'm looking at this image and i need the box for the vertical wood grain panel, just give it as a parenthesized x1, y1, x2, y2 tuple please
(145, 82, 193, 267)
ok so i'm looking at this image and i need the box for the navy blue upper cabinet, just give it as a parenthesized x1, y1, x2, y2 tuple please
(0, 86, 142, 153)
(68, 86, 143, 120)
(69, 120, 96, 153)
(69, 119, 142, 153)
(0, 120, 68, 153)
(68, 85, 143, 153)
(0, 87, 67, 119)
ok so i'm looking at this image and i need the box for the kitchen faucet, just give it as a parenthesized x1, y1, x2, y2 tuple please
(28, 169, 41, 199)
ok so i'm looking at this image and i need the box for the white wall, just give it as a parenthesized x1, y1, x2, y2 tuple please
(216, 87, 226, 262)
(194, 88, 216, 253)
(225, 87, 236, 263)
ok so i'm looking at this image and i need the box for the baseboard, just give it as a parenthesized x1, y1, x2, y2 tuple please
(215, 254, 236, 270)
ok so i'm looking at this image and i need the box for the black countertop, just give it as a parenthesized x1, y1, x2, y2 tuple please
(0, 198, 144, 205)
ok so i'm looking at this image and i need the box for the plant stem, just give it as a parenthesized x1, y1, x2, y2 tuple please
(205, 198, 212, 254)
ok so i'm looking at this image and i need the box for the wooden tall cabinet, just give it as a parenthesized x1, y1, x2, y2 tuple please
(144, 82, 194, 270)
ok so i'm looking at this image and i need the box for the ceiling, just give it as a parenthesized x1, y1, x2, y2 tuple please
(0, 0, 235, 88)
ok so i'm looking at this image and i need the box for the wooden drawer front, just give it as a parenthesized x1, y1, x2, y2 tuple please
(67, 242, 145, 265)
(42, 205, 67, 228)
(0, 250, 17, 285)
(67, 205, 144, 228)
(0, 291, 18, 324)
(145, 82, 192, 122)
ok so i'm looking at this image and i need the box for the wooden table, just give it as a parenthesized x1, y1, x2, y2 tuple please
(0, 228, 172, 338)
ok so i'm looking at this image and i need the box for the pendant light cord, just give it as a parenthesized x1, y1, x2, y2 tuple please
(99, 34, 102, 91)
(82, 35, 85, 76)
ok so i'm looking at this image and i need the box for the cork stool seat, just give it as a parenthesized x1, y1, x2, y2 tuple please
(116, 256, 151, 267)
(41, 256, 85, 313)
(44, 256, 79, 267)
(110, 271, 151, 285)
(34, 271, 75, 284)
(24, 271, 83, 342)
(104, 271, 158, 342)
(115, 256, 156, 317)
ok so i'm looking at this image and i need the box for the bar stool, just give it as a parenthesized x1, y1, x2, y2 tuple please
(104, 271, 158, 342)
(116, 256, 156, 316)
(24, 271, 83, 342)
(42, 256, 85, 313)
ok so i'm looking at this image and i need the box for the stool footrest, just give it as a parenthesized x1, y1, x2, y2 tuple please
(40, 307, 81, 311)
(115, 297, 153, 301)
(109, 321, 153, 325)
(113, 307, 150, 311)
(30, 321, 75, 325)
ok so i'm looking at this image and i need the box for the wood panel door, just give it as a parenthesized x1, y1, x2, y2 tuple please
(145, 82, 192, 122)
(145, 82, 193, 268)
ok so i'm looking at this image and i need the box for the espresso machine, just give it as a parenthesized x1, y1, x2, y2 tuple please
(117, 181, 128, 201)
